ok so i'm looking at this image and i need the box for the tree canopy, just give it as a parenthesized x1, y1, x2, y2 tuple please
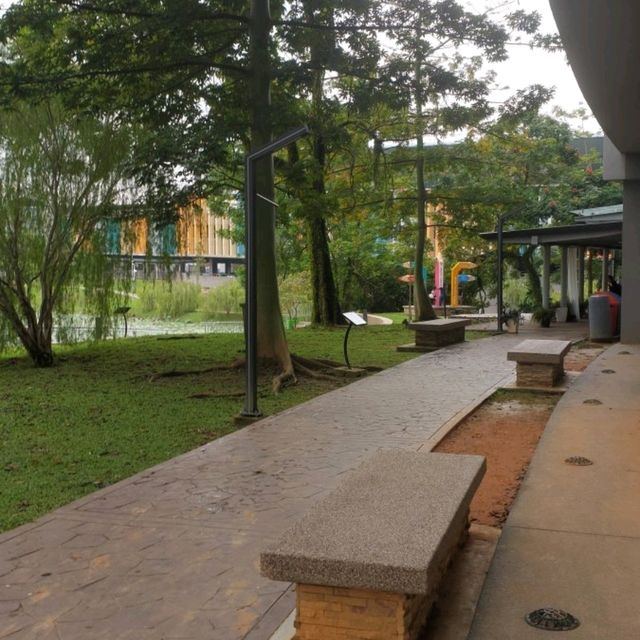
(0, 0, 590, 373)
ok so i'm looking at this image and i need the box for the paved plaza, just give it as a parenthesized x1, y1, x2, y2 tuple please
(0, 326, 589, 640)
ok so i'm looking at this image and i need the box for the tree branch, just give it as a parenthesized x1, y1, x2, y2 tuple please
(52, 1, 249, 24)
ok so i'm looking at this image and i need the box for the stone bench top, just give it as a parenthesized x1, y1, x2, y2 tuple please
(260, 450, 485, 595)
(408, 318, 471, 331)
(507, 339, 572, 365)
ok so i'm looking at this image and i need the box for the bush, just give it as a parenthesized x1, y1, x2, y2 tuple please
(135, 281, 202, 319)
(503, 276, 535, 311)
(202, 279, 244, 317)
(279, 272, 311, 322)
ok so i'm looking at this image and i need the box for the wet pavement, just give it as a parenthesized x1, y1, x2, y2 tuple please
(0, 327, 587, 640)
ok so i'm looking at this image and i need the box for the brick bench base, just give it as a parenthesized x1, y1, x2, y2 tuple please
(294, 584, 435, 640)
(516, 362, 564, 387)
(507, 339, 572, 388)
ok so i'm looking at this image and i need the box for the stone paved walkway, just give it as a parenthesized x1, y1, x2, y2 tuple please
(0, 329, 585, 640)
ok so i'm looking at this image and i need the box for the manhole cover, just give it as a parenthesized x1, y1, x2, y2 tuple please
(525, 608, 580, 631)
(619, 351, 631, 355)
(583, 399, 602, 405)
(601, 369, 616, 374)
(565, 456, 593, 466)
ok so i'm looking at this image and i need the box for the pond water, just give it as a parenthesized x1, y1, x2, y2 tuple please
(52, 315, 243, 344)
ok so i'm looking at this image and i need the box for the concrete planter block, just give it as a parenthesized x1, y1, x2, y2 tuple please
(397, 318, 471, 353)
(507, 339, 572, 388)
(261, 450, 486, 640)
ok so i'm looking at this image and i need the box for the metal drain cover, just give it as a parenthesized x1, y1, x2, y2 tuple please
(583, 399, 602, 405)
(565, 456, 593, 466)
(601, 369, 616, 374)
(525, 608, 580, 631)
(619, 350, 631, 355)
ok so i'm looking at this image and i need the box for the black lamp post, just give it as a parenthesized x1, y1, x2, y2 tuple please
(241, 126, 310, 418)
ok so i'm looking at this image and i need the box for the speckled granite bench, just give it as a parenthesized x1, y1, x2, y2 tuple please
(397, 318, 471, 353)
(507, 339, 572, 387)
(260, 450, 486, 640)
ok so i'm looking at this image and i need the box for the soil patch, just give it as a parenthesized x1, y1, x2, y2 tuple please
(564, 345, 604, 372)
(434, 390, 558, 527)
(433, 343, 604, 527)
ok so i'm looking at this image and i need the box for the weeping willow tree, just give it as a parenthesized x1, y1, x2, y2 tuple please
(0, 102, 132, 366)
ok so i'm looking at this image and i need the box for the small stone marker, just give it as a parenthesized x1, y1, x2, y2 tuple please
(507, 339, 572, 388)
(261, 450, 485, 640)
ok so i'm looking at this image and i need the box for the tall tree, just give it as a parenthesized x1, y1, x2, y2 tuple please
(0, 0, 543, 369)
(376, 1, 540, 319)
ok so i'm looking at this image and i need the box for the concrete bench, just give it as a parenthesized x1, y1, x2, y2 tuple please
(260, 450, 485, 640)
(403, 305, 476, 317)
(397, 318, 471, 352)
(507, 339, 572, 388)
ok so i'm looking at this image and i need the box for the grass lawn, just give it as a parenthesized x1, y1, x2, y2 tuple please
(0, 322, 433, 533)
(0, 322, 487, 533)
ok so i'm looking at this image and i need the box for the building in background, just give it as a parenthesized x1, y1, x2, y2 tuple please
(111, 199, 244, 280)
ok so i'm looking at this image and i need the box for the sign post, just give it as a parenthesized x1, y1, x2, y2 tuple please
(342, 311, 367, 369)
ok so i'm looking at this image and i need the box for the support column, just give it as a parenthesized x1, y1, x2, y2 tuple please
(587, 248, 593, 296)
(578, 247, 585, 317)
(621, 180, 640, 343)
(560, 246, 568, 307)
(601, 248, 609, 290)
(542, 245, 551, 309)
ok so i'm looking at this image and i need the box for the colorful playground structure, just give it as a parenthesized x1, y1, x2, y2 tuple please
(449, 261, 478, 307)
(402, 259, 480, 316)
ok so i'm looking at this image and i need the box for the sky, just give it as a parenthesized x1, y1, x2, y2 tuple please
(463, 0, 600, 134)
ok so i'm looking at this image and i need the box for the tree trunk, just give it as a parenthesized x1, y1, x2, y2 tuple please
(309, 212, 340, 324)
(522, 246, 543, 308)
(413, 50, 436, 322)
(0, 291, 54, 367)
(308, 123, 340, 324)
(23, 331, 54, 367)
(249, 0, 292, 371)
(306, 14, 341, 325)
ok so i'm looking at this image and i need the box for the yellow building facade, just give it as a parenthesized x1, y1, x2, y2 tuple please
(121, 199, 239, 260)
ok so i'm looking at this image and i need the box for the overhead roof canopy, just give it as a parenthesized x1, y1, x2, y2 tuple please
(550, 2, 640, 154)
(480, 221, 622, 249)
(572, 204, 623, 223)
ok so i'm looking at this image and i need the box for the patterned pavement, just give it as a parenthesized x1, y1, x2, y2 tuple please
(0, 329, 585, 640)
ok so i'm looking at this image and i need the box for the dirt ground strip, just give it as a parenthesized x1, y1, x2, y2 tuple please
(420, 342, 605, 640)
(434, 342, 604, 528)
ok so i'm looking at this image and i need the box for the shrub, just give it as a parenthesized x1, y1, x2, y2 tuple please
(202, 279, 244, 317)
(135, 281, 202, 319)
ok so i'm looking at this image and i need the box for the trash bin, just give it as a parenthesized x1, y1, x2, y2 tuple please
(588, 294, 613, 340)
(591, 291, 621, 337)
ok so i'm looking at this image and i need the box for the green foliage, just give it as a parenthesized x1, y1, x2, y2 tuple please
(201, 280, 244, 317)
(532, 306, 554, 326)
(135, 282, 202, 319)
(503, 276, 532, 312)
(0, 100, 132, 364)
(0, 0, 557, 342)
(279, 272, 311, 321)
(421, 114, 622, 310)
